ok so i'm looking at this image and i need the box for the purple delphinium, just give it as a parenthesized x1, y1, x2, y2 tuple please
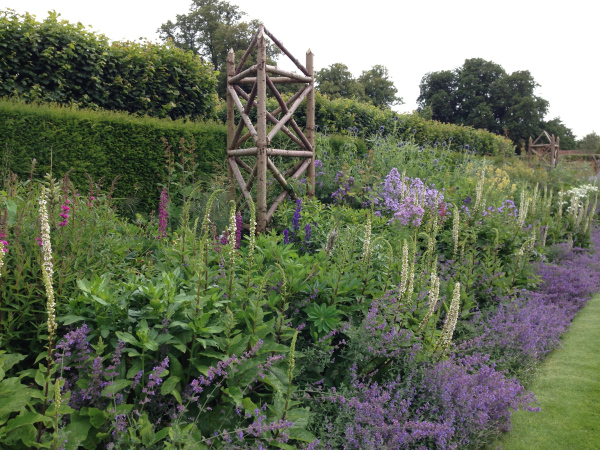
(158, 188, 168, 239)
(283, 228, 291, 244)
(292, 199, 302, 237)
(375, 168, 444, 226)
(302, 223, 312, 253)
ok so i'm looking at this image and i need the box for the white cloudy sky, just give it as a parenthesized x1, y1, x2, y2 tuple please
(7, 0, 599, 140)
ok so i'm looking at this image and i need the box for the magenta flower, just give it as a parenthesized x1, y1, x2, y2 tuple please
(157, 189, 168, 239)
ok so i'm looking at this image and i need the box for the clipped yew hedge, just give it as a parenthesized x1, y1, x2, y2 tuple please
(216, 92, 515, 156)
(0, 99, 227, 213)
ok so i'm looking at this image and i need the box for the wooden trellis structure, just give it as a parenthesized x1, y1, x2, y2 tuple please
(226, 24, 315, 233)
(528, 131, 560, 167)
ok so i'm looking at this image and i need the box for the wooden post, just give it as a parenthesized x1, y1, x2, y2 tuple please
(225, 25, 317, 230)
(256, 26, 268, 233)
(555, 136, 560, 167)
(549, 135, 554, 168)
(306, 49, 315, 198)
(226, 49, 236, 200)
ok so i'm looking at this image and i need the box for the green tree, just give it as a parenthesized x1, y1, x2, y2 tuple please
(541, 117, 577, 150)
(358, 65, 403, 108)
(316, 63, 402, 109)
(158, 0, 280, 98)
(315, 63, 364, 100)
(418, 58, 550, 148)
(577, 132, 600, 152)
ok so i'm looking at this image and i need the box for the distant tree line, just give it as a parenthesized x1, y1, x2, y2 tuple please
(417, 58, 577, 151)
(2, 0, 591, 151)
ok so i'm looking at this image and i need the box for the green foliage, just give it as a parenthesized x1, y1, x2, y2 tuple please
(0, 9, 218, 120)
(577, 131, 600, 153)
(0, 98, 227, 213)
(316, 63, 402, 108)
(213, 91, 514, 156)
(418, 58, 551, 148)
(316, 63, 365, 101)
(357, 65, 402, 108)
(542, 117, 577, 151)
(158, 0, 281, 99)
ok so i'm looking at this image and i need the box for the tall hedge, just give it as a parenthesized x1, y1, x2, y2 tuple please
(216, 92, 515, 156)
(0, 9, 218, 120)
(0, 99, 227, 212)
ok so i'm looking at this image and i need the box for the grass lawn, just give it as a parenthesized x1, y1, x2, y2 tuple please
(494, 292, 600, 449)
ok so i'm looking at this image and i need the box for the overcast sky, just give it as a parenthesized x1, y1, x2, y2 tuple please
(7, 0, 599, 140)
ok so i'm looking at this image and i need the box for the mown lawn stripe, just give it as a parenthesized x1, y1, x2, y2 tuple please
(495, 292, 600, 449)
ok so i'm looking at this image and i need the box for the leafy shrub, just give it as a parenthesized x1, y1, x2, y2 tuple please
(0, 9, 217, 120)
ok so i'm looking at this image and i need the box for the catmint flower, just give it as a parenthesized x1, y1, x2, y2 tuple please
(157, 188, 168, 239)
(132, 370, 144, 389)
(140, 357, 169, 404)
(112, 414, 127, 436)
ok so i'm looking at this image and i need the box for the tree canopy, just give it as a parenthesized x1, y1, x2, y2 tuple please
(542, 117, 577, 150)
(158, 0, 280, 98)
(417, 58, 572, 149)
(315, 63, 402, 109)
(577, 132, 600, 152)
